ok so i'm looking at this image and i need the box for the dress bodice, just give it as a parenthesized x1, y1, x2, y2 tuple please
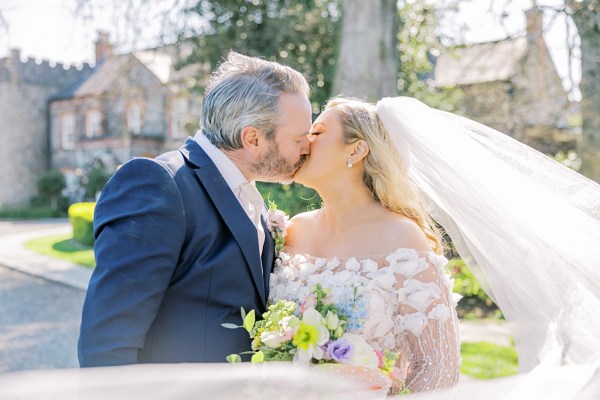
(269, 247, 461, 392)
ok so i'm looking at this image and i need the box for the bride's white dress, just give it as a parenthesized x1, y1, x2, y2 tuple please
(269, 247, 461, 392)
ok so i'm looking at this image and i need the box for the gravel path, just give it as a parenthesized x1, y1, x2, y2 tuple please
(0, 265, 85, 372)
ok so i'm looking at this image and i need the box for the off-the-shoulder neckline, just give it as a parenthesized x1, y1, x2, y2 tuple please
(281, 245, 442, 261)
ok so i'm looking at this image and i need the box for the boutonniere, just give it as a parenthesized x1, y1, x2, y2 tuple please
(266, 200, 289, 254)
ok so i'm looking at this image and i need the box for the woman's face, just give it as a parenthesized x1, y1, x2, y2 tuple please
(293, 107, 355, 188)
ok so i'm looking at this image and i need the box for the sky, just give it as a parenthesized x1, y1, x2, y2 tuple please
(0, 0, 581, 98)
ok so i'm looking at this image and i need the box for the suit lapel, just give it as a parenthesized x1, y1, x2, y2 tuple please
(180, 138, 266, 305)
(261, 217, 275, 299)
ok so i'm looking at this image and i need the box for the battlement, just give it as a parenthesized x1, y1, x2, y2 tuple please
(0, 48, 93, 87)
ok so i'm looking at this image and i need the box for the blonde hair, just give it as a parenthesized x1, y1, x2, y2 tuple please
(325, 96, 444, 254)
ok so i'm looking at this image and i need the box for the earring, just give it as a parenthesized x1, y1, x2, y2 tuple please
(347, 158, 353, 168)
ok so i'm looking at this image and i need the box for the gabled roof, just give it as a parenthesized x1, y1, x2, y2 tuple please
(433, 37, 528, 87)
(52, 46, 203, 100)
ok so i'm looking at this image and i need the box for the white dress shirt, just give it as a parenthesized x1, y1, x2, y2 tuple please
(193, 132, 265, 255)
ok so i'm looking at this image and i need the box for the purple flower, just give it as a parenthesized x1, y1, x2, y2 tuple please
(326, 338, 355, 363)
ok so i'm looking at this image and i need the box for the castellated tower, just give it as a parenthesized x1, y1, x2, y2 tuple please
(0, 49, 92, 207)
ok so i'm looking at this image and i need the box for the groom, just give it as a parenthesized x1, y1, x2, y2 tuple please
(78, 52, 312, 366)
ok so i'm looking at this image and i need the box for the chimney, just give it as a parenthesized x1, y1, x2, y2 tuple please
(525, 6, 543, 42)
(95, 30, 113, 63)
(10, 48, 21, 61)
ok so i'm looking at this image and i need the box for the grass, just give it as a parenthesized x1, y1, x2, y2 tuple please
(460, 341, 519, 379)
(24, 233, 95, 268)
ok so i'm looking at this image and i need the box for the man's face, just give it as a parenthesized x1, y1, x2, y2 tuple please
(252, 93, 312, 183)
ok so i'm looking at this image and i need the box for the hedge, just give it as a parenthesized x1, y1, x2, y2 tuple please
(68, 202, 96, 246)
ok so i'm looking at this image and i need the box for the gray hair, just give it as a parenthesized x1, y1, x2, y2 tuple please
(200, 52, 310, 150)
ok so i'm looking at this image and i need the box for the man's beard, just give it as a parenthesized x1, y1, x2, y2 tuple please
(251, 141, 306, 182)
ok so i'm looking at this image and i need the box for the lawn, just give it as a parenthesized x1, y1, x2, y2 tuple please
(460, 341, 519, 379)
(24, 233, 95, 268)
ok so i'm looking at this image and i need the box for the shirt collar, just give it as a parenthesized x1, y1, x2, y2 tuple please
(193, 131, 248, 190)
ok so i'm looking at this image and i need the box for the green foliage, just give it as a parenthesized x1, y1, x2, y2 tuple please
(68, 202, 96, 246)
(24, 233, 96, 268)
(397, 0, 463, 111)
(0, 206, 66, 219)
(257, 182, 321, 217)
(460, 341, 519, 379)
(450, 257, 503, 319)
(32, 170, 68, 211)
(554, 150, 582, 172)
(85, 167, 111, 199)
(182, 0, 341, 115)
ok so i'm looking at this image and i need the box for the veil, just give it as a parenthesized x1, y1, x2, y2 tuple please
(376, 97, 600, 373)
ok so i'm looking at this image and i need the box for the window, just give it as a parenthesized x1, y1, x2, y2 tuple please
(60, 112, 76, 150)
(127, 103, 142, 135)
(170, 97, 188, 139)
(85, 109, 103, 138)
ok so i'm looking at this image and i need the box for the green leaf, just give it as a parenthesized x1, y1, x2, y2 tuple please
(240, 307, 247, 322)
(243, 309, 256, 333)
(226, 354, 242, 363)
(221, 323, 241, 329)
(251, 351, 264, 363)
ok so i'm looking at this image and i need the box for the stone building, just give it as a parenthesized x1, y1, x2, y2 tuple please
(0, 33, 203, 208)
(0, 49, 93, 207)
(432, 7, 575, 154)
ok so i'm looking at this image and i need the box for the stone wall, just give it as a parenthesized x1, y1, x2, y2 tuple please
(0, 50, 91, 208)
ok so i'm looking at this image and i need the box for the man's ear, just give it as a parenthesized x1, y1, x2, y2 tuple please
(240, 126, 262, 157)
(351, 140, 369, 162)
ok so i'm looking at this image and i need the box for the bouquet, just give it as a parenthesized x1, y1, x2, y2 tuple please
(223, 284, 409, 395)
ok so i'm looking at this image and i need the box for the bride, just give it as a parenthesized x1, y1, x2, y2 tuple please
(269, 95, 600, 396)
(269, 96, 461, 393)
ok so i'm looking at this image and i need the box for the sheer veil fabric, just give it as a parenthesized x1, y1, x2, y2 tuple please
(376, 97, 600, 375)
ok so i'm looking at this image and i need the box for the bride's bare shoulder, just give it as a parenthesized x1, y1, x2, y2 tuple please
(285, 210, 319, 247)
(377, 212, 433, 253)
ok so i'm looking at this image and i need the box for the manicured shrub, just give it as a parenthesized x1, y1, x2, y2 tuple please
(68, 202, 96, 246)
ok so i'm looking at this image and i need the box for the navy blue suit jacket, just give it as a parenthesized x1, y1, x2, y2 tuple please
(78, 138, 274, 366)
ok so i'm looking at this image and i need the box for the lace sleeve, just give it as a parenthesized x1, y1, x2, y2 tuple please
(393, 254, 461, 392)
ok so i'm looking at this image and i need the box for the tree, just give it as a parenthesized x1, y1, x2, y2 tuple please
(181, 0, 341, 114)
(568, 0, 600, 181)
(33, 170, 66, 210)
(332, 0, 399, 100)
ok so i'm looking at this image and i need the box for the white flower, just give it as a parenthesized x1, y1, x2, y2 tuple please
(386, 248, 420, 265)
(325, 311, 340, 331)
(267, 208, 288, 231)
(363, 314, 395, 339)
(398, 279, 441, 312)
(314, 258, 327, 269)
(390, 258, 428, 278)
(261, 315, 294, 349)
(331, 270, 354, 286)
(428, 253, 449, 269)
(345, 258, 361, 272)
(380, 332, 396, 350)
(281, 265, 299, 281)
(371, 271, 396, 291)
(299, 262, 317, 279)
(399, 312, 428, 336)
(341, 333, 380, 369)
(293, 308, 330, 363)
(428, 304, 451, 321)
(291, 254, 308, 267)
(361, 259, 379, 273)
(326, 257, 341, 270)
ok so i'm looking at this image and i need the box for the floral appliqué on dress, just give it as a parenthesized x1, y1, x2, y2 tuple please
(269, 247, 461, 393)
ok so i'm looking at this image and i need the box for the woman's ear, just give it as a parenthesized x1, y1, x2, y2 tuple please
(240, 126, 262, 157)
(351, 140, 370, 162)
